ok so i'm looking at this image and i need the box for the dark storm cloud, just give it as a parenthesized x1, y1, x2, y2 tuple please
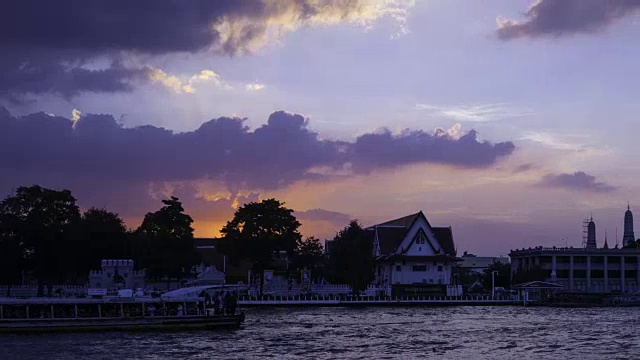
(497, 0, 640, 40)
(539, 171, 617, 193)
(349, 129, 515, 172)
(0, 57, 148, 101)
(0, 108, 515, 195)
(0, 0, 248, 54)
(0, 0, 406, 98)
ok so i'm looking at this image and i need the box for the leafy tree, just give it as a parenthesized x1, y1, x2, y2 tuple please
(325, 220, 374, 294)
(0, 211, 24, 296)
(482, 261, 511, 290)
(135, 197, 198, 284)
(291, 236, 326, 276)
(77, 208, 129, 272)
(218, 198, 302, 295)
(512, 263, 549, 285)
(451, 263, 482, 287)
(0, 185, 80, 296)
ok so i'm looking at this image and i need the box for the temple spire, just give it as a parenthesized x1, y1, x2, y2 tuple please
(623, 204, 635, 247)
(586, 217, 597, 249)
(603, 229, 609, 249)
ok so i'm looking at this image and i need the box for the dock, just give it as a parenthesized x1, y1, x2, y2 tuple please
(238, 295, 522, 307)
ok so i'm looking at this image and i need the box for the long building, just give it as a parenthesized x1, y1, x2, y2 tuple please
(509, 206, 640, 294)
(509, 246, 640, 293)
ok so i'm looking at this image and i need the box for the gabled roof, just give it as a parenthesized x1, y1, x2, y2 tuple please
(369, 211, 456, 257)
(376, 227, 407, 255)
(431, 227, 456, 256)
(371, 211, 422, 229)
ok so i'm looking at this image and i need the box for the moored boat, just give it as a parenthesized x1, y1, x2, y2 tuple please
(0, 285, 245, 334)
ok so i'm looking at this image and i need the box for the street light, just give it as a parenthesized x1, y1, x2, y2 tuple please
(491, 270, 499, 300)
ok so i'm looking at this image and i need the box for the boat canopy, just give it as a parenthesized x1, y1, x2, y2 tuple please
(160, 285, 238, 300)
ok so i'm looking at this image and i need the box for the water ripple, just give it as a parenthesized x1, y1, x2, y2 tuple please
(1, 306, 639, 359)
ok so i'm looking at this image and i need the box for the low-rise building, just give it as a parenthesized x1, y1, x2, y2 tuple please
(509, 246, 640, 293)
(510, 207, 640, 294)
(459, 252, 509, 274)
(367, 211, 459, 296)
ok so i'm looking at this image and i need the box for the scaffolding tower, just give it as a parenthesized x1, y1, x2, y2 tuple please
(582, 218, 590, 248)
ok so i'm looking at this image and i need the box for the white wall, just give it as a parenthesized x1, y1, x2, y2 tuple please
(378, 261, 452, 285)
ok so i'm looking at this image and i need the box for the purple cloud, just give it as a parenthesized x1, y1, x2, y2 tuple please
(497, 0, 640, 40)
(513, 163, 535, 174)
(0, 57, 148, 102)
(539, 171, 617, 192)
(0, 0, 409, 99)
(350, 129, 515, 172)
(0, 108, 515, 214)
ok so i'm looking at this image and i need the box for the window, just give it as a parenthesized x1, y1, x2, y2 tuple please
(395, 265, 401, 271)
(437, 266, 443, 272)
(412, 265, 427, 271)
(413, 231, 428, 245)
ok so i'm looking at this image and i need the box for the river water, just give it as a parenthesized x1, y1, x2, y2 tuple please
(1, 306, 638, 359)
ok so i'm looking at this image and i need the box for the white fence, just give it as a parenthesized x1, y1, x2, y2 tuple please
(253, 283, 465, 297)
(0, 285, 88, 298)
(250, 283, 390, 297)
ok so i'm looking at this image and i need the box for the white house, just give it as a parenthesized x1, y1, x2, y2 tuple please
(367, 211, 460, 296)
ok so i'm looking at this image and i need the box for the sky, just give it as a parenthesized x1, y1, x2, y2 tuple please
(2, 0, 640, 256)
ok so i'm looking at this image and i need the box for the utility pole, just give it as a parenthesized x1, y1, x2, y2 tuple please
(492, 270, 499, 300)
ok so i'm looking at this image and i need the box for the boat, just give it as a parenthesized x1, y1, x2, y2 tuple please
(0, 285, 245, 333)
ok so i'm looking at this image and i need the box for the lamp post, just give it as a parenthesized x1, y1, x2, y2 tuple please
(491, 270, 498, 300)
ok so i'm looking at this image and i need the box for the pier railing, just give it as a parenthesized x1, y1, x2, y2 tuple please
(237, 294, 520, 306)
(0, 285, 88, 298)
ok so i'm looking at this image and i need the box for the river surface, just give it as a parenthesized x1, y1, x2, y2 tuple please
(1, 306, 638, 359)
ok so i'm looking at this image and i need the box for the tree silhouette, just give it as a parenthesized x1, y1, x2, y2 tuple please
(135, 196, 198, 286)
(291, 236, 326, 276)
(0, 185, 80, 296)
(218, 198, 302, 295)
(512, 263, 549, 285)
(0, 211, 23, 296)
(77, 207, 129, 272)
(482, 261, 511, 289)
(325, 220, 374, 294)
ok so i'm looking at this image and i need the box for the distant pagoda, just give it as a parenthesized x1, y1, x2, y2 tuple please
(623, 204, 635, 247)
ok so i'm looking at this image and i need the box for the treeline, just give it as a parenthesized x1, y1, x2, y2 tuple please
(0, 185, 376, 296)
(0, 186, 198, 296)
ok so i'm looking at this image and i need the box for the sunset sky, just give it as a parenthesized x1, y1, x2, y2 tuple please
(2, 0, 640, 256)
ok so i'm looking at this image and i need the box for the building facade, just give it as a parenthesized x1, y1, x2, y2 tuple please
(509, 247, 640, 293)
(368, 211, 459, 295)
(510, 206, 640, 294)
